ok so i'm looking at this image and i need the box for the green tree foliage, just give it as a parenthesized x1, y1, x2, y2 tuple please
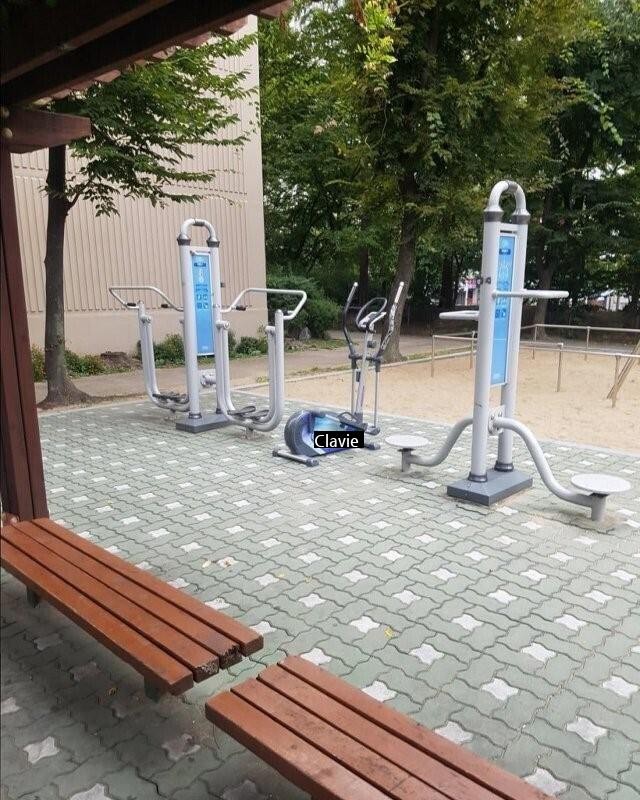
(41, 35, 254, 406)
(526, 0, 640, 324)
(261, 0, 639, 357)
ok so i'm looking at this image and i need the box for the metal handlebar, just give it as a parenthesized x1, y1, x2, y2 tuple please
(108, 285, 183, 312)
(439, 310, 480, 321)
(378, 281, 405, 356)
(356, 296, 387, 332)
(223, 287, 307, 322)
(342, 282, 359, 358)
(492, 289, 569, 300)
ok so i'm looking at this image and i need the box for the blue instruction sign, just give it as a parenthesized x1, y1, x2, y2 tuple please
(490, 234, 516, 386)
(191, 251, 214, 356)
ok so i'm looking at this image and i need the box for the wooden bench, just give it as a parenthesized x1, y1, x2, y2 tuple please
(0, 518, 262, 700)
(206, 656, 551, 800)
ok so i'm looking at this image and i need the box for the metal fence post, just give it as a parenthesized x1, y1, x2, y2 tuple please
(556, 342, 564, 392)
(612, 354, 620, 408)
(585, 326, 590, 361)
(431, 335, 436, 377)
(532, 324, 538, 360)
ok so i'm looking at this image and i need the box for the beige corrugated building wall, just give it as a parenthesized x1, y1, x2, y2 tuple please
(12, 18, 267, 356)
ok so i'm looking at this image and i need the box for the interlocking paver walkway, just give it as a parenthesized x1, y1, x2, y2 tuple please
(2, 395, 639, 800)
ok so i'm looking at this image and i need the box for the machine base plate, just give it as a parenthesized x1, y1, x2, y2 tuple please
(176, 412, 230, 433)
(447, 468, 533, 505)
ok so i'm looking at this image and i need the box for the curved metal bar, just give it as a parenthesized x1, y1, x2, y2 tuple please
(378, 281, 405, 356)
(342, 283, 359, 359)
(180, 218, 218, 242)
(406, 417, 473, 469)
(108, 285, 182, 312)
(493, 417, 604, 519)
(485, 180, 528, 218)
(223, 287, 307, 321)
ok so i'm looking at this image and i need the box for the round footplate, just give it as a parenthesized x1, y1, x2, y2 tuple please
(570, 473, 631, 497)
(385, 434, 429, 450)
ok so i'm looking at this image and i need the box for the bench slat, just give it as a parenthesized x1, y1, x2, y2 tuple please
(234, 677, 445, 800)
(280, 657, 548, 800)
(3, 524, 219, 681)
(12, 521, 239, 666)
(32, 518, 262, 655)
(258, 665, 498, 800)
(207, 690, 394, 800)
(1, 539, 192, 694)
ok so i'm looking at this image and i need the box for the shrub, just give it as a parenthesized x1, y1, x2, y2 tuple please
(235, 336, 268, 356)
(267, 273, 340, 338)
(152, 333, 185, 365)
(31, 345, 45, 382)
(65, 350, 106, 376)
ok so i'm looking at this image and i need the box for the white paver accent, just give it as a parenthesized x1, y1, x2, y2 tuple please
(394, 589, 420, 606)
(555, 614, 587, 632)
(299, 551, 322, 564)
(489, 590, 516, 605)
(206, 598, 229, 611)
(299, 593, 326, 609)
(435, 721, 473, 744)
(452, 614, 483, 632)
(362, 681, 396, 702)
(350, 616, 380, 634)
(431, 568, 457, 582)
(255, 574, 279, 587)
(301, 648, 331, 665)
(602, 675, 638, 698)
(525, 768, 567, 795)
(24, 736, 59, 764)
(481, 678, 518, 702)
(411, 643, 444, 666)
(344, 569, 368, 583)
(162, 733, 200, 761)
(567, 716, 607, 745)
(522, 643, 556, 663)
(584, 590, 612, 604)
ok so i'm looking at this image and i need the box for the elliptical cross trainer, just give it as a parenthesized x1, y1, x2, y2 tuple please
(273, 281, 404, 466)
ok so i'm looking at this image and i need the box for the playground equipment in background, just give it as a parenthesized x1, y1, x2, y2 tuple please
(274, 281, 405, 466)
(110, 218, 307, 434)
(387, 180, 630, 521)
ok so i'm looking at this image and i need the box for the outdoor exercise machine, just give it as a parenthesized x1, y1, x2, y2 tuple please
(274, 281, 404, 466)
(387, 180, 629, 521)
(110, 218, 307, 434)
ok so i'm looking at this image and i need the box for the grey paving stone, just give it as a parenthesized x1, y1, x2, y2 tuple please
(4, 398, 639, 799)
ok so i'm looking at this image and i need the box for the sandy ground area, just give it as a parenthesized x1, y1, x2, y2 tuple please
(279, 348, 640, 453)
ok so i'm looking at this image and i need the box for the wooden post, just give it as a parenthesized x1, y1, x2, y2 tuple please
(0, 145, 49, 520)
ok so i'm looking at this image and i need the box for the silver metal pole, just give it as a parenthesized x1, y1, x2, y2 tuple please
(496, 202, 530, 472)
(556, 342, 564, 392)
(585, 326, 590, 361)
(469, 212, 502, 481)
(178, 240, 201, 419)
(431, 336, 436, 377)
(612, 355, 620, 408)
(532, 324, 537, 359)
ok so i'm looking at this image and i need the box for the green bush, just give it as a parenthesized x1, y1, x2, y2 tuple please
(138, 333, 185, 366)
(235, 336, 268, 356)
(65, 350, 106, 376)
(267, 273, 340, 338)
(31, 345, 45, 382)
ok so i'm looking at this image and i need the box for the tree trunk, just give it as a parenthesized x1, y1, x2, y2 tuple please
(533, 264, 554, 328)
(42, 145, 91, 407)
(439, 256, 454, 309)
(382, 174, 419, 362)
(357, 246, 370, 305)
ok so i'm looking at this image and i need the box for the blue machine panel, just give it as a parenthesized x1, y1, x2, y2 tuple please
(490, 234, 516, 386)
(191, 251, 214, 356)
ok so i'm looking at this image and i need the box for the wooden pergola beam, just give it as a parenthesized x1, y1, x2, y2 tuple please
(2, 0, 291, 106)
(1, 0, 173, 84)
(1, 108, 92, 154)
(256, 2, 292, 19)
